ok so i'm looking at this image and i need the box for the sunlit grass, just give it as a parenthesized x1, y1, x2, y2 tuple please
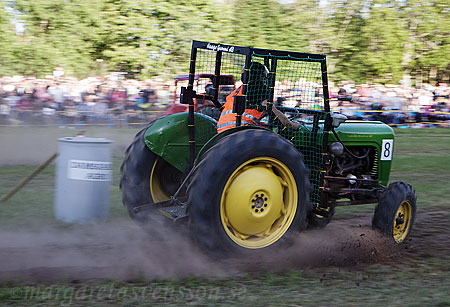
(0, 128, 449, 306)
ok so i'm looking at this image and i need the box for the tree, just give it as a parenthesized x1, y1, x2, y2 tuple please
(399, 0, 450, 84)
(0, 2, 18, 76)
(1, 0, 448, 83)
(227, 0, 285, 49)
(356, 0, 409, 83)
(11, 0, 101, 77)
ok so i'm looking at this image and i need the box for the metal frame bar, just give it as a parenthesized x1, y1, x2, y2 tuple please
(212, 51, 223, 109)
(324, 176, 380, 184)
(192, 41, 250, 56)
(268, 58, 277, 104)
(251, 47, 326, 62)
(332, 199, 379, 207)
(192, 40, 327, 61)
(318, 58, 332, 211)
(187, 47, 198, 169)
(236, 53, 253, 127)
(267, 58, 278, 124)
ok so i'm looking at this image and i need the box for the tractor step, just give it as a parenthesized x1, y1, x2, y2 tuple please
(158, 203, 189, 222)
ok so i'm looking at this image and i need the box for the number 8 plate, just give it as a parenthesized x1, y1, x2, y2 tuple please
(381, 139, 394, 161)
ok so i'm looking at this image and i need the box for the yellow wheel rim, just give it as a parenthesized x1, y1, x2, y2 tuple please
(220, 157, 298, 249)
(150, 157, 170, 203)
(393, 200, 413, 243)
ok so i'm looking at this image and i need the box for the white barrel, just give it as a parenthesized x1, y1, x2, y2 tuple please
(54, 136, 112, 223)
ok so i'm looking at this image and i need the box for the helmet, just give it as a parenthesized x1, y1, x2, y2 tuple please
(246, 62, 270, 105)
(249, 62, 269, 84)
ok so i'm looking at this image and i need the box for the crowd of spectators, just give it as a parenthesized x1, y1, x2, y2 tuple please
(0, 74, 173, 127)
(329, 81, 450, 127)
(0, 74, 449, 128)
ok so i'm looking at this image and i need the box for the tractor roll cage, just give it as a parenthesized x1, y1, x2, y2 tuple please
(182, 41, 333, 210)
(182, 41, 332, 168)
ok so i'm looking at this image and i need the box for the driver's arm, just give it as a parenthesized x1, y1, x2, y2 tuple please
(271, 103, 302, 130)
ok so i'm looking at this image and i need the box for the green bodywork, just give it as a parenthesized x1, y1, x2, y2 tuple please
(144, 113, 394, 185)
(144, 113, 217, 173)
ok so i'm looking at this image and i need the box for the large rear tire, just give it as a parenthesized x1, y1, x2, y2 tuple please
(187, 129, 311, 255)
(372, 182, 417, 243)
(120, 119, 184, 219)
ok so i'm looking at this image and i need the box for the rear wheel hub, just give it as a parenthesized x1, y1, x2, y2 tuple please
(220, 157, 298, 249)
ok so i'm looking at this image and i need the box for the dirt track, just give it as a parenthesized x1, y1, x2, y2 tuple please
(0, 127, 400, 283)
(0, 127, 135, 165)
(3, 211, 445, 284)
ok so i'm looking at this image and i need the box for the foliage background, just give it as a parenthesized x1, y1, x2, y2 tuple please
(0, 0, 449, 84)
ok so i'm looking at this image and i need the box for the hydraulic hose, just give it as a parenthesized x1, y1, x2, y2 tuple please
(332, 128, 371, 159)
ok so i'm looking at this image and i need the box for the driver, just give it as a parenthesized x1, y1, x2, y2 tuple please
(217, 62, 302, 132)
(217, 62, 269, 133)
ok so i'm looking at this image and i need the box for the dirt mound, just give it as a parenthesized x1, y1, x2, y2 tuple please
(0, 213, 404, 284)
(223, 216, 399, 275)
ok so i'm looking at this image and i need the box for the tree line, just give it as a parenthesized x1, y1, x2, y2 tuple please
(0, 0, 449, 84)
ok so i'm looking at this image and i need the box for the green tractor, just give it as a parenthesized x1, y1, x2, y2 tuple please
(120, 41, 417, 254)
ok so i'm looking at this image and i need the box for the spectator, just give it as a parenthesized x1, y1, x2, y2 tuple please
(16, 93, 34, 123)
(76, 99, 92, 124)
(337, 86, 351, 105)
(0, 99, 11, 125)
(122, 98, 141, 125)
(92, 98, 109, 123)
(48, 82, 66, 109)
(157, 84, 171, 106)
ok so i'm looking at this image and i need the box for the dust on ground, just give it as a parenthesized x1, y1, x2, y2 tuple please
(0, 211, 447, 284)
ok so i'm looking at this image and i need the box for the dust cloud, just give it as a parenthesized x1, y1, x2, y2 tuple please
(0, 214, 398, 284)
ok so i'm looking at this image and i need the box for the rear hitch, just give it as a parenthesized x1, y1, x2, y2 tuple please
(133, 196, 189, 223)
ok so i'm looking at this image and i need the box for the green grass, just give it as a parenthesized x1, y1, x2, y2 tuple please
(1, 128, 450, 306)
(0, 159, 127, 228)
(0, 266, 449, 306)
(390, 129, 450, 210)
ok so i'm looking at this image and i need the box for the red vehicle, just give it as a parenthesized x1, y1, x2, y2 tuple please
(165, 74, 236, 120)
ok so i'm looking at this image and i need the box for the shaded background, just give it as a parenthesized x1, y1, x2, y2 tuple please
(0, 0, 449, 85)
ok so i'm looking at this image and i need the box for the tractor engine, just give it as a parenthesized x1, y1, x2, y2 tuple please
(327, 144, 378, 189)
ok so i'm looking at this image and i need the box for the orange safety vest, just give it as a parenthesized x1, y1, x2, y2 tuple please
(217, 86, 264, 133)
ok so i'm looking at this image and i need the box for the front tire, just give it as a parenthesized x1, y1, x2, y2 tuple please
(120, 119, 184, 219)
(372, 182, 417, 243)
(187, 129, 311, 255)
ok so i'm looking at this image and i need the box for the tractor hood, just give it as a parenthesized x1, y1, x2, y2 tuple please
(328, 120, 394, 144)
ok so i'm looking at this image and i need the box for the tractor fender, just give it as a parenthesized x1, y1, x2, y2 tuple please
(143, 112, 218, 173)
